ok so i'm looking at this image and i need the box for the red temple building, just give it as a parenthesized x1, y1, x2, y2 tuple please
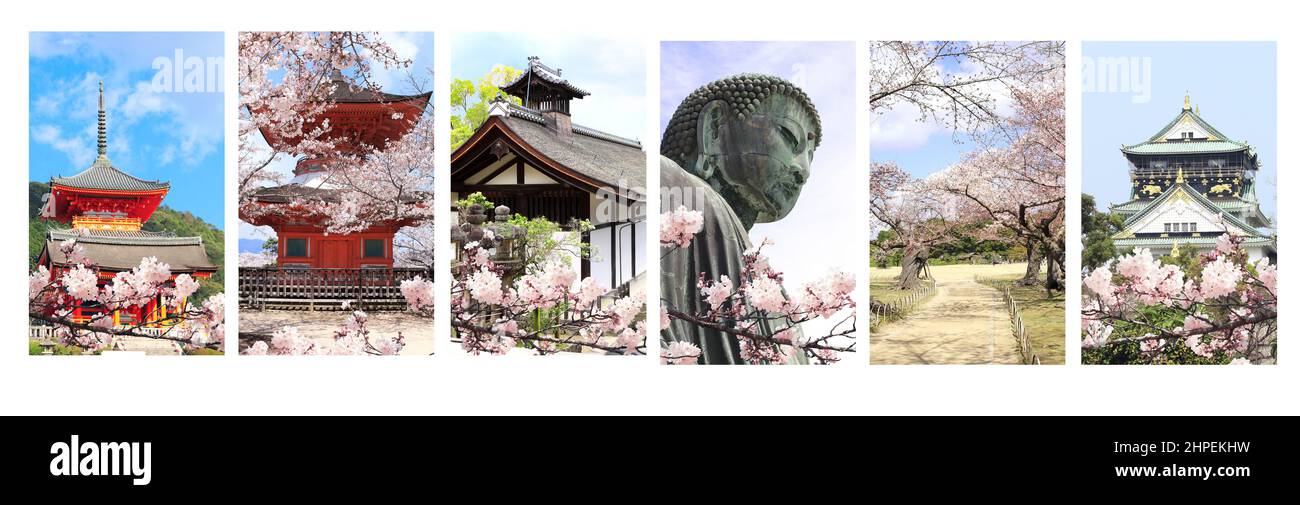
(242, 70, 431, 270)
(36, 83, 217, 326)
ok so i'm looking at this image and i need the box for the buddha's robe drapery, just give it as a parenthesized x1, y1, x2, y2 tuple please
(660, 155, 806, 365)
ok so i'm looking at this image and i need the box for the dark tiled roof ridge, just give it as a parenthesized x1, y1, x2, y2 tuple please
(503, 102, 641, 149)
(51, 157, 169, 192)
(503, 58, 591, 97)
(48, 227, 203, 246)
(325, 69, 433, 104)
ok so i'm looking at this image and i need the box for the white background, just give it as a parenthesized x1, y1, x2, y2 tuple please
(0, 0, 1293, 415)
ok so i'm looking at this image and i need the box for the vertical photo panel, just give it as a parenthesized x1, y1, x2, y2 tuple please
(869, 41, 1066, 365)
(449, 33, 648, 357)
(1080, 41, 1277, 365)
(660, 41, 858, 365)
(28, 32, 226, 356)
(237, 32, 435, 356)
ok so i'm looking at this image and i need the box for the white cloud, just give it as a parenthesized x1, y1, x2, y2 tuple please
(34, 71, 221, 173)
(167, 124, 220, 167)
(29, 32, 87, 59)
(870, 101, 944, 151)
(120, 81, 178, 118)
(32, 124, 94, 168)
(33, 95, 61, 116)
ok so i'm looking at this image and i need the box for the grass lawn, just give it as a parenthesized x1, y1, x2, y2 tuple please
(868, 267, 937, 328)
(983, 274, 1065, 364)
(868, 269, 910, 305)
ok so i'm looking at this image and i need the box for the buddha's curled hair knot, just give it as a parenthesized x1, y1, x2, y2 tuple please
(660, 73, 821, 170)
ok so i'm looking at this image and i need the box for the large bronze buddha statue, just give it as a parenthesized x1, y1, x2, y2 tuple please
(660, 74, 822, 364)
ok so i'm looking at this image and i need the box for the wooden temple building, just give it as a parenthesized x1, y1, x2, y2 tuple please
(1109, 94, 1276, 261)
(36, 82, 217, 326)
(239, 71, 431, 310)
(451, 57, 647, 295)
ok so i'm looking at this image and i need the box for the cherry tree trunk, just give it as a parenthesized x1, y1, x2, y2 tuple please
(896, 244, 929, 290)
(1043, 247, 1064, 295)
(1020, 239, 1043, 285)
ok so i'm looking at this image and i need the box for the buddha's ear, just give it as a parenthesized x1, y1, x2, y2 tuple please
(696, 99, 729, 159)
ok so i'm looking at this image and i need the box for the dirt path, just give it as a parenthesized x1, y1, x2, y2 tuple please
(870, 263, 1023, 365)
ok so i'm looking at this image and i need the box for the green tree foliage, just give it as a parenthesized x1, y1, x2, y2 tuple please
(450, 65, 523, 149)
(1081, 193, 1126, 269)
(28, 182, 225, 300)
(870, 220, 1017, 267)
(457, 191, 590, 277)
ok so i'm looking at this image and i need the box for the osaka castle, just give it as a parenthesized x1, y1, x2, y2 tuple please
(36, 83, 217, 325)
(242, 70, 431, 269)
(1110, 94, 1276, 261)
(451, 56, 647, 293)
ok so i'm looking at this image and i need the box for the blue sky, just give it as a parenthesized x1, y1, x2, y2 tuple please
(30, 32, 225, 228)
(870, 44, 1009, 180)
(453, 32, 645, 141)
(239, 31, 435, 250)
(661, 41, 856, 339)
(1082, 42, 1276, 223)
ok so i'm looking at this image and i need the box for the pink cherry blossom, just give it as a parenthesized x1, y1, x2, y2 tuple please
(1081, 321, 1112, 349)
(173, 274, 200, 301)
(1199, 256, 1243, 300)
(575, 277, 605, 308)
(245, 341, 269, 355)
(661, 341, 702, 365)
(452, 237, 646, 356)
(61, 265, 100, 302)
(29, 266, 51, 303)
(699, 275, 733, 311)
(466, 269, 505, 305)
(400, 276, 435, 311)
(745, 277, 786, 314)
(1082, 233, 1274, 364)
(660, 206, 703, 248)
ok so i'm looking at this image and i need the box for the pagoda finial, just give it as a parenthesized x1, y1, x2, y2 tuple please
(96, 81, 107, 158)
(1183, 91, 1191, 111)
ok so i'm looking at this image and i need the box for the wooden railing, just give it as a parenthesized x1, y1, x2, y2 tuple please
(239, 267, 429, 311)
(974, 276, 1041, 365)
(868, 280, 936, 329)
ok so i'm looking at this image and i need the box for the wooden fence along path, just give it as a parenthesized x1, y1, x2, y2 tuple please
(239, 267, 428, 311)
(974, 276, 1041, 365)
(868, 280, 936, 329)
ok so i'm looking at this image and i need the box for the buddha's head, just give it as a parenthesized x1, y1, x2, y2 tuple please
(662, 74, 821, 229)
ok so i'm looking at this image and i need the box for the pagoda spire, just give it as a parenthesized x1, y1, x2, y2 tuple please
(1183, 91, 1191, 111)
(97, 81, 107, 159)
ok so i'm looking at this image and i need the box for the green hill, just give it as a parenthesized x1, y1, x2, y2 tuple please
(28, 181, 225, 300)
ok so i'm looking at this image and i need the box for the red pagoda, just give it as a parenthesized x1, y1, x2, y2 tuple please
(242, 70, 431, 269)
(36, 82, 217, 326)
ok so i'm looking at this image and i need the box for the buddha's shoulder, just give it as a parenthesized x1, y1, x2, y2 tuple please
(659, 155, 708, 189)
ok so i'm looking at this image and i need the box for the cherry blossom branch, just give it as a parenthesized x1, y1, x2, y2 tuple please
(665, 308, 854, 354)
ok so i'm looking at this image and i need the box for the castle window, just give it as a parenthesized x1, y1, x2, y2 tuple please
(1164, 223, 1171, 233)
(1190, 222, 1197, 232)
